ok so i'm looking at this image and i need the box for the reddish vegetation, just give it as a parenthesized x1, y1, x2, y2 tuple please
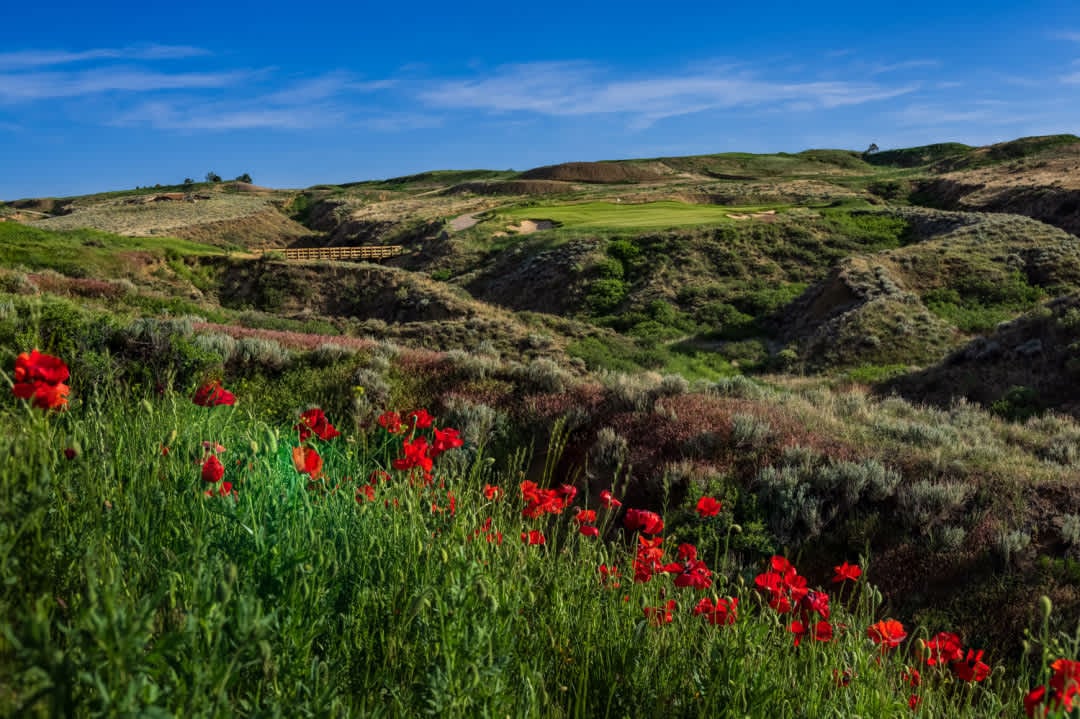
(193, 322, 378, 352)
(27, 273, 126, 300)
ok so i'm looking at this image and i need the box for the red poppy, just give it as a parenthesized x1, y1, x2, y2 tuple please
(369, 469, 391, 483)
(789, 619, 832, 646)
(63, 447, 77, 460)
(923, 631, 963, 666)
(201, 455, 225, 483)
(1050, 658, 1080, 701)
(296, 408, 340, 441)
(392, 437, 433, 476)
(378, 411, 405, 434)
(520, 481, 570, 518)
(953, 649, 990, 682)
(908, 695, 920, 711)
(292, 446, 324, 480)
(574, 509, 597, 524)
(431, 427, 463, 458)
(205, 480, 235, 498)
(833, 669, 855, 687)
(771, 555, 796, 574)
(14, 349, 69, 385)
(356, 484, 376, 502)
(644, 599, 676, 626)
(800, 590, 830, 620)
(633, 536, 665, 583)
(832, 561, 862, 583)
(598, 564, 621, 588)
(579, 525, 600, 538)
(483, 484, 502, 500)
(624, 508, 664, 535)
(192, 380, 235, 407)
(407, 408, 433, 429)
(521, 529, 546, 545)
(16, 380, 70, 410)
(696, 496, 722, 517)
(12, 350, 70, 410)
(677, 543, 697, 561)
(813, 621, 834, 642)
(902, 667, 921, 688)
(693, 596, 738, 626)
(664, 559, 713, 589)
(754, 557, 808, 614)
(867, 619, 906, 650)
(1024, 686, 1048, 718)
(599, 489, 622, 508)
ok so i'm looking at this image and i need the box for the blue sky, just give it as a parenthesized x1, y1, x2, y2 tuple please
(3, 0, 1079, 199)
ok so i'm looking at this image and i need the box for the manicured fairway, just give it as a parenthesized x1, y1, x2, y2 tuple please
(498, 201, 785, 230)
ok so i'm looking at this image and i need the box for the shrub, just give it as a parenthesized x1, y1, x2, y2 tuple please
(708, 375, 767, 400)
(192, 332, 239, 363)
(585, 278, 628, 314)
(897, 480, 971, 532)
(590, 427, 629, 472)
(730, 413, 771, 449)
(1059, 514, 1080, 547)
(755, 456, 901, 545)
(994, 529, 1032, 566)
(600, 371, 658, 412)
(933, 524, 968, 552)
(991, 385, 1041, 422)
(444, 349, 500, 381)
(442, 397, 507, 448)
(511, 358, 568, 393)
(308, 343, 356, 367)
(234, 337, 292, 372)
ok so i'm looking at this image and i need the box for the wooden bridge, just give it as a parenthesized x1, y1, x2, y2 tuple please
(264, 245, 404, 261)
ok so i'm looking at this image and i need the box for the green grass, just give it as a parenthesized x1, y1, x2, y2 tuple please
(0, 371, 1051, 717)
(499, 201, 787, 230)
(0, 222, 223, 276)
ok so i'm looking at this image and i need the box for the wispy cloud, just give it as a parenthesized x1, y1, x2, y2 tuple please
(866, 59, 940, 75)
(420, 61, 916, 128)
(1055, 31, 1080, 42)
(0, 67, 248, 102)
(1062, 71, 1080, 84)
(0, 45, 209, 70)
(109, 72, 391, 130)
(115, 101, 347, 130)
(894, 101, 1049, 128)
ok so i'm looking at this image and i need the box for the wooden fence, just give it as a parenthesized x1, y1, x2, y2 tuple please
(264, 245, 404, 261)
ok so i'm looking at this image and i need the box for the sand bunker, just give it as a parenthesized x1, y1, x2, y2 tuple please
(505, 219, 555, 234)
(726, 210, 778, 221)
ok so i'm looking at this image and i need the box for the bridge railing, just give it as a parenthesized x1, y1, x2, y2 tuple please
(263, 245, 404, 261)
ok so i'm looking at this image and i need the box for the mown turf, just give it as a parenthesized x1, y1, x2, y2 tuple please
(498, 201, 788, 230)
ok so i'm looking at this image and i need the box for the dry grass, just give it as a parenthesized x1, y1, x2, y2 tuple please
(30, 194, 275, 238)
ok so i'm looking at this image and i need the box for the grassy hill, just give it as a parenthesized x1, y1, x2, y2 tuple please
(4, 134, 1080, 714)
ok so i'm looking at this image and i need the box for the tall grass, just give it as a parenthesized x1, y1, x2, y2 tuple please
(0, 370, 1050, 717)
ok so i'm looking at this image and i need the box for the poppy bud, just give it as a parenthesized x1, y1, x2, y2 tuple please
(1039, 595, 1053, 621)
